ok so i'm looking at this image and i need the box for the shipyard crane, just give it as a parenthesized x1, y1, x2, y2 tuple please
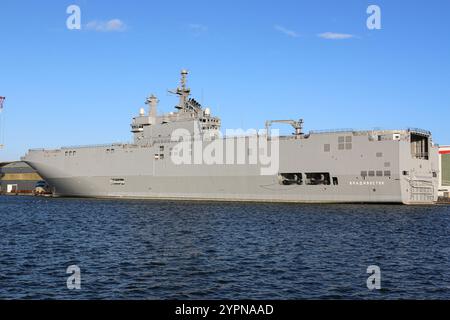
(0, 96, 5, 149)
(265, 119, 304, 137)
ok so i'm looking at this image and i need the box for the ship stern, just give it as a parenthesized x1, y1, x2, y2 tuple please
(399, 130, 439, 205)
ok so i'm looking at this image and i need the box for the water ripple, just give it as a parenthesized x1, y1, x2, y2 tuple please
(0, 196, 450, 299)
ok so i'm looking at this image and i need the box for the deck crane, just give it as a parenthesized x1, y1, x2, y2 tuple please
(265, 119, 304, 137)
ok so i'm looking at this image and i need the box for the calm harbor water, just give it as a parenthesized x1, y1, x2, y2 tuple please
(0, 196, 449, 299)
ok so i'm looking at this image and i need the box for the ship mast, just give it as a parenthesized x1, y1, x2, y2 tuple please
(146, 94, 159, 119)
(172, 70, 191, 111)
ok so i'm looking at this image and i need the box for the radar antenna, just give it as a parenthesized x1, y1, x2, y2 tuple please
(169, 70, 192, 112)
(180, 69, 188, 91)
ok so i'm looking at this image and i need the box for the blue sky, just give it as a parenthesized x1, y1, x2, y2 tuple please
(0, 0, 449, 161)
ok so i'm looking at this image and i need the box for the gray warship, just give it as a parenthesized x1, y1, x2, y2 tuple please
(22, 70, 439, 204)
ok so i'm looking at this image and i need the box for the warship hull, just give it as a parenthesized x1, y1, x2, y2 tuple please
(23, 131, 440, 205)
(22, 71, 440, 205)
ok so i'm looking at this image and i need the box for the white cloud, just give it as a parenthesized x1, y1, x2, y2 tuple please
(274, 25, 299, 38)
(188, 24, 208, 36)
(86, 19, 127, 32)
(318, 32, 355, 40)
